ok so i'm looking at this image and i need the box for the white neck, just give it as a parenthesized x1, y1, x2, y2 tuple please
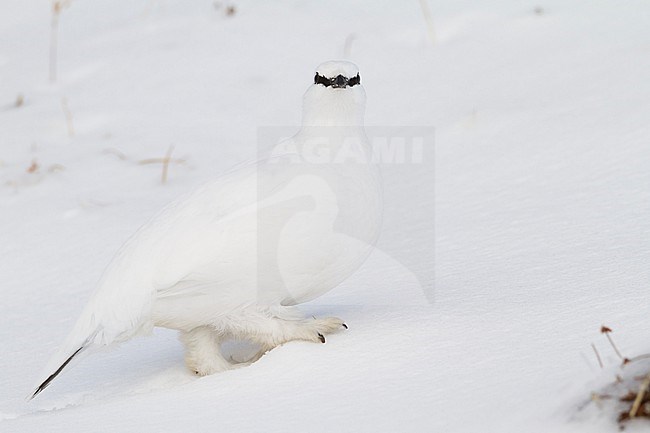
(299, 85, 366, 129)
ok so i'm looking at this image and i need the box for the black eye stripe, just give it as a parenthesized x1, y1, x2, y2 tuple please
(314, 73, 361, 87)
(314, 73, 331, 86)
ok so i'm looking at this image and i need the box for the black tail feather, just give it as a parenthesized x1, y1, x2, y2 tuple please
(30, 346, 84, 400)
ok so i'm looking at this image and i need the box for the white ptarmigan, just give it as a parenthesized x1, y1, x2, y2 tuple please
(31, 60, 381, 399)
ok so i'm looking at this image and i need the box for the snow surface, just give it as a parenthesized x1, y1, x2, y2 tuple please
(1, 0, 649, 432)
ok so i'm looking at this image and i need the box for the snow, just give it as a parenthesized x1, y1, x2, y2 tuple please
(1, 0, 649, 432)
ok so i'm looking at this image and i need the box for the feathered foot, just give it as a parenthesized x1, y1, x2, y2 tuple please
(180, 326, 233, 376)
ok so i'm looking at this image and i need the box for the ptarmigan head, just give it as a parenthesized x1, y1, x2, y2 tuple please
(302, 60, 366, 127)
(314, 61, 361, 89)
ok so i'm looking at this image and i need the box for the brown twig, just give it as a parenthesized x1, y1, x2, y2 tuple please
(161, 144, 174, 184)
(27, 159, 39, 173)
(61, 97, 74, 137)
(418, 0, 436, 45)
(103, 148, 128, 160)
(343, 33, 357, 59)
(592, 343, 604, 369)
(629, 373, 650, 418)
(137, 146, 188, 183)
(50, 2, 60, 82)
(50, 1, 70, 83)
(601, 326, 625, 361)
(138, 157, 185, 165)
(627, 354, 650, 364)
(616, 374, 624, 384)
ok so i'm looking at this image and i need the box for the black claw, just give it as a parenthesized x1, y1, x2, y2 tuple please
(317, 333, 326, 343)
(342, 323, 348, 329)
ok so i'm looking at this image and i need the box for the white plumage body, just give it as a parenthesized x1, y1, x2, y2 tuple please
(32, 60, 380, 397)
